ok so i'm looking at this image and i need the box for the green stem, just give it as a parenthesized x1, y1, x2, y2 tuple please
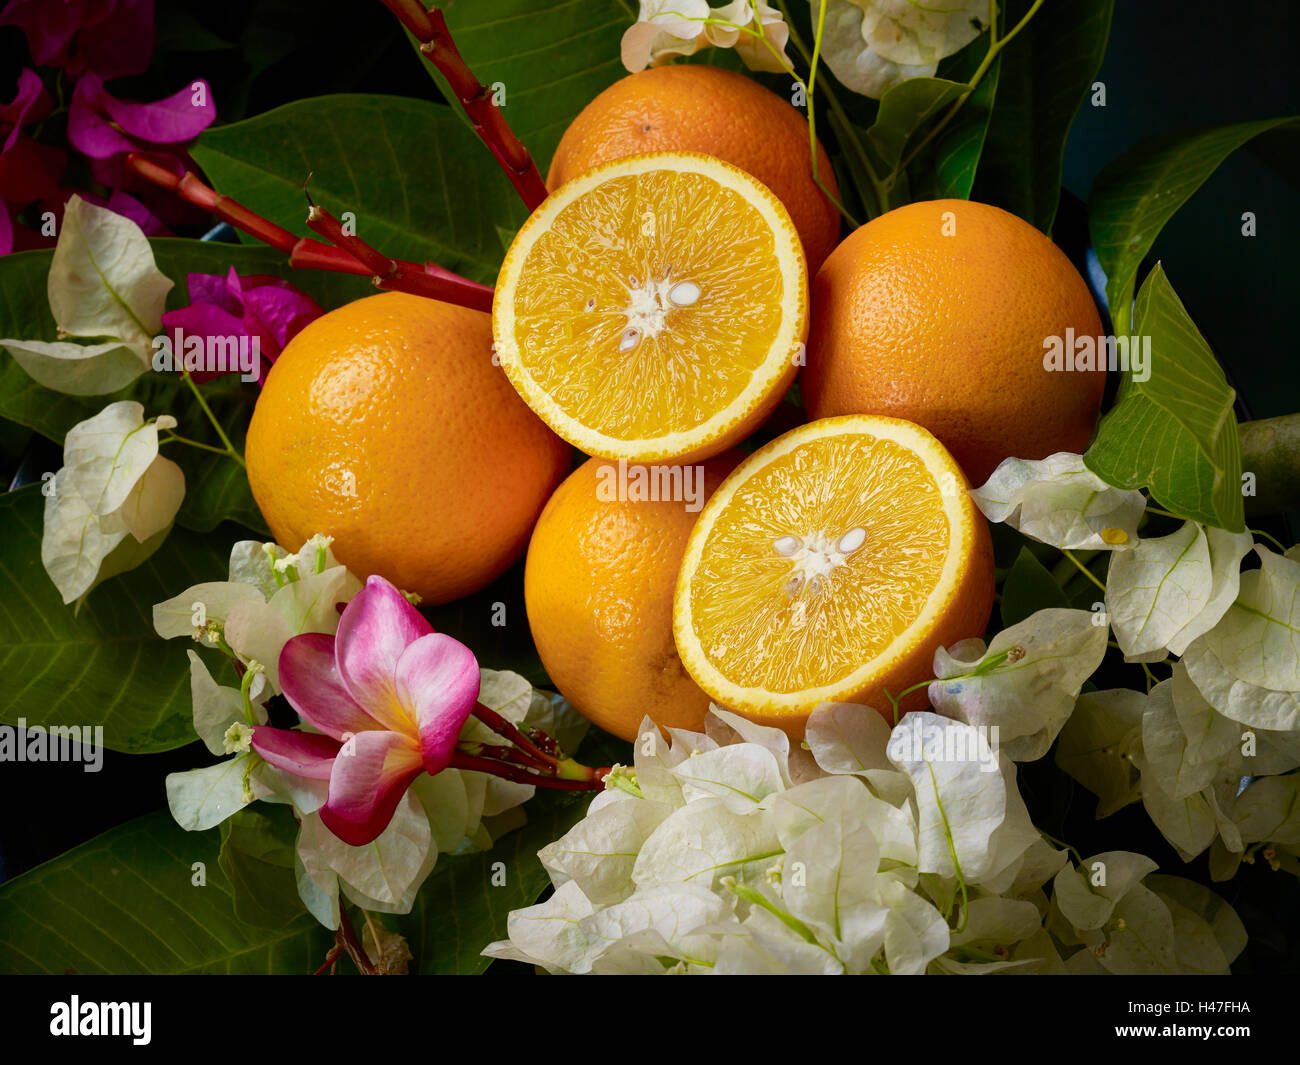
(1061, 549, 1108, 594)
(239, 665, 261, 726)
(160, 433, 234, 457)
(181, 371, 245, 468)
(1038, 829, 1083, 865)
(1251, 527, 1287, 553)
(1141, 662, 1158, 692)
(769, 0, 883, 221)
(711, 4, 860, 225)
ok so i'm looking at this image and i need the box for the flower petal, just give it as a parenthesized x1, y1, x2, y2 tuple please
(240, 280, 322, 357)
(321, 730, 424, 845)
(395, 633, 481, 773)
(0, 69, 51, 153)
(251, 726, 341, 780)
(279, 632, 381, 740)
(335, 575, 433, 732)
(67, 74, 136, 159)
(102, 77, 216, 145)
(0, 1, 83, 69)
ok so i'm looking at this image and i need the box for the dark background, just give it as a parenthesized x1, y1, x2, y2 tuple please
(1, 0, 1297, 972)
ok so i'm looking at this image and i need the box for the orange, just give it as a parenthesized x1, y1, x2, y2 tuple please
(548, 65, 842, 273)
(245, 293, 571, 605)
(801, 199, 1107, 485)
(525, 453, 738, 741)
(494, 151, 807, 463)
(673, 415, 994, 737)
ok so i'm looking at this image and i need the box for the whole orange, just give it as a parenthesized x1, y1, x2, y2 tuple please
(245, 293, 572, 604)
(801, 199, 1107, 484)
(547, 65, 841, 273)
(525, 453, 738, 741)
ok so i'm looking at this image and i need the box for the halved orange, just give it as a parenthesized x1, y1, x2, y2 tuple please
(493, 151, 807, 462)
(673, 415, 995, 736)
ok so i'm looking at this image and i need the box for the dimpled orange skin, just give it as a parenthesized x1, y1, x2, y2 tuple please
(801, 199, 1107, 485)
(524, 453, 739, 741)
(547, 65, 842, 274)
(245, 293, 572, 605)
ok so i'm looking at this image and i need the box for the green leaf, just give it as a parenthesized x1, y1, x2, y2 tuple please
(863, 77, 966, 209)
(1000, 546, 1069, 627)
(0, 485, 235, 753)
(393, 785, 595, 974)
(219, 805, 307, 929)
(910, 33, 1002, 202)
(973, 0, 1113, 232)
(0, 810, 332, 974)
(1089, 115, 1299, 329)
(409, 0, 634, 174)
(192, 94, 527, 285)
(1084, 265, 1244, 531)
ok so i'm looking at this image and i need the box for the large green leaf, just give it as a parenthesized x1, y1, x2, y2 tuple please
(0, 485, 237, 753)
(219, 805, 306, 929)
(0, 810, 333, 974)
(0, 730, 629, 973)
(192, 94, 526, 285)
(973, 0, 1113, 232)
(1084, 265, 1244, 531)
(1089, 115, 1299, 330)
(411, 0, 634, 174)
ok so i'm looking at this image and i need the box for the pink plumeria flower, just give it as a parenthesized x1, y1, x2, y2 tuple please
(251, 575, 480, 847)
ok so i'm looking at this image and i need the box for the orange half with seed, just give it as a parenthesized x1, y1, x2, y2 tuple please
(493, 151, 807, 462)
(673, 415, 995, 736)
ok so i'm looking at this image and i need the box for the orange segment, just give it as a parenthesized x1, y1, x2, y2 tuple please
(673, 415, 995, 735)
(494, 152, 807, 462)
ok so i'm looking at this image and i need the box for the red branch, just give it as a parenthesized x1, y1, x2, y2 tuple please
(449, 750, 610, 790)
(126, 153, 494, 313)
(471, 701, 560, 766)
(379, 0, 549, 211)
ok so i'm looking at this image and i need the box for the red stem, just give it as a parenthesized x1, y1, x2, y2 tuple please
(303, 200, 493, 310)
(337, 909, 379, 975)
(313, 943, 344, 975)
(465, 740, 555, 775)
(124, 153, 495, 313)
(472, 701, 559, 766)
(449, 750, 610, 790)
(380, 1, 548, 212)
